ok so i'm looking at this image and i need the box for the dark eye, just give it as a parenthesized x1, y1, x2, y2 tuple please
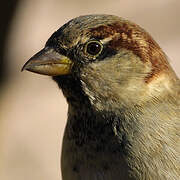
(85, 41, 103, 56)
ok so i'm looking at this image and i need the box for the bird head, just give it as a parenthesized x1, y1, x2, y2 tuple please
(22, 15, 178, 111)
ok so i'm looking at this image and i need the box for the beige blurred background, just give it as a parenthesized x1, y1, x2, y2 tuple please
(0, 0, 179, 179)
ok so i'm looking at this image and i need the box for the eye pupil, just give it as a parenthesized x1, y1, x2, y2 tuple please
(87, 42, 102, 55)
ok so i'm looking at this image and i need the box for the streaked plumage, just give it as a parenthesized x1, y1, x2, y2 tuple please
(22, 15, 180, 180)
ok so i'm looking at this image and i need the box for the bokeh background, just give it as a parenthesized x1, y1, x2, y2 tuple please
(0, 0, 179, 179)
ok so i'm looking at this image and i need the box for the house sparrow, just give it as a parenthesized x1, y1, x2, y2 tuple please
(22, 15, 180, 180)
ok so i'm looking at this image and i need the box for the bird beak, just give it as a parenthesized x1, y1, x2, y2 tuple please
(22, 47, 73, 76)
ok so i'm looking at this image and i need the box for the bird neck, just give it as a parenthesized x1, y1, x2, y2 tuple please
(66, 100, 141, 156)
(55, 74, 179, 179)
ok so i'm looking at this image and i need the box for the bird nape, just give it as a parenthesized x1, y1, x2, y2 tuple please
(22, 14, 180, 180)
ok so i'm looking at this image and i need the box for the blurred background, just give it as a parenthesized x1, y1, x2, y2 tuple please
(0, 0, 179, 179)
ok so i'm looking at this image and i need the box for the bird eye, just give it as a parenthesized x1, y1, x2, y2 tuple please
(85, 41, 103, 56)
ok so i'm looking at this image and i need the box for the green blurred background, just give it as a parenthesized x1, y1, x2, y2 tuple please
(0, 0, 180, 179)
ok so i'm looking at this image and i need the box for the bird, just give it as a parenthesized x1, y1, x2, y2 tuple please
(22, 14, 180, 180)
